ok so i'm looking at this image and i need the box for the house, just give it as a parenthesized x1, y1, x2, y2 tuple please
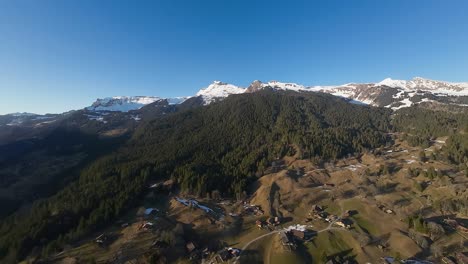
(324, 183, 335, 188)
(309, 205, 324, 217)
(312, 204, 324, 212)
(95, 233, 107, 244)
(291, 229, 306, 240)
(325, 214, 338, 223)
(317, 212, 328, 219)
(274, 216, 281, 224)
(385, 209, 394, 214)
(335, 219, 352, 229)
(266, 217, 275, 226)
(266, 216, 281, 226)
(256, 220, 264, 228)
(243, 204, 264, 216)
(186, 241, 197, 253)
(343, 210, 356, 217)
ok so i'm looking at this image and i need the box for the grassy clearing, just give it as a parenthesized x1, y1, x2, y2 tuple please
(270, 252, 306, 264)
(350, 214, 378, 236)
(306, 230, 353, 262)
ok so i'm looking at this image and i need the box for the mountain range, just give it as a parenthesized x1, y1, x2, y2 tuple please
(0, 77, 467, 145)
(86, 77, 468, 112)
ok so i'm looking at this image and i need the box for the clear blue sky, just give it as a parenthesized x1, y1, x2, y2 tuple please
(1, 0, 468, 114)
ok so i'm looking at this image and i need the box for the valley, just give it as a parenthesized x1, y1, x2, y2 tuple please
(42, 134, 467, 264)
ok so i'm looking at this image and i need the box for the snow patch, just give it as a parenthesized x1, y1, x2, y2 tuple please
(391, 98, 413, 110)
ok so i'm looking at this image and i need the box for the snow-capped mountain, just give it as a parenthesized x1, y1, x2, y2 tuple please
(315, 77, 468, 109)
(191, 77, 468, 110)
(3, 77, 467, 127)
(196, 81, 245, 104)
(1, 76, 466, 144)
(376, 77, 468, 95)
(86, 96, 188, 112)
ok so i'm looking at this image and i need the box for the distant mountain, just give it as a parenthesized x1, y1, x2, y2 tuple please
(1, 77, 467, 139)
(191, 77, 468, 110)
(86, 96, 189, 112)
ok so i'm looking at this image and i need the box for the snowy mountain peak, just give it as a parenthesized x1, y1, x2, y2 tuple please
(84, 77, 467, 113)
(265, 81, 307, 91)
(196, 81, 245, 104)
(376, 78, 408, 88)
(87, 96, 188, 112)
(376, 77, 468, 95)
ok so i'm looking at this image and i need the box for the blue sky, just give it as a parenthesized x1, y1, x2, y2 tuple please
(1, 0, 468, 114)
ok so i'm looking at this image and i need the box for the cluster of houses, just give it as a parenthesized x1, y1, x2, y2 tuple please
(308, 204, 327, 220)
(377, 204, 395, 214)
(308, 205, 353, 229)
(256, 216, 281, 229)
(172, 240, 242, 263)
(243, 203, 264, 216)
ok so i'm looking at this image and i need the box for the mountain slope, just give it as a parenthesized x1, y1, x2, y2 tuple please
(0, 91, 392, 262)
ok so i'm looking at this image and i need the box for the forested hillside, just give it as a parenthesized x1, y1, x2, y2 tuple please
(0, 91, 392, 262)
(392, 106, 468, 167)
